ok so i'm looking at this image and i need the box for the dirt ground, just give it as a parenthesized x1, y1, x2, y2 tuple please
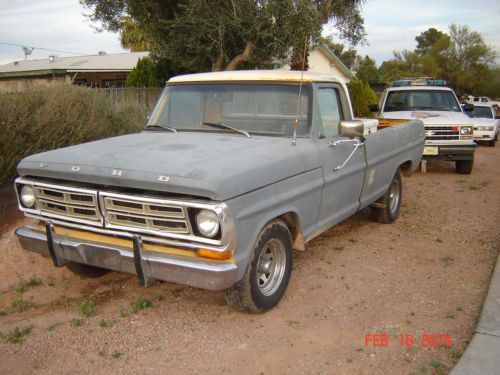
(0, 146, 498, 375)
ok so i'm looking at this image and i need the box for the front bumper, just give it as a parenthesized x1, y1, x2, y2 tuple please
(16, 224, 238, 291)
(423, 144, 476, 161)
(473, 130, 495, 141)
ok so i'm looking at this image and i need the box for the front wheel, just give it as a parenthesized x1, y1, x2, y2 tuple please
(225, 220, 292, 313)
(489, 139, 496, 147)
(456, 159, 474, 174)
(369, 170, 402, 224)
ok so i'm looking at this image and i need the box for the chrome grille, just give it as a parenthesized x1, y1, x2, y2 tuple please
(425, 126, 459, 140)
(102, 194, 190, 234)
(34, 185, 101, 225)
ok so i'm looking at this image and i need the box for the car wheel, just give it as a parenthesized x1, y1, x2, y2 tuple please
(455, 159, 474, 174)
(225, 219, 292, 313)
(65, 262, 110, 278)
(370, 170, 402, 224)
(489, 139, 496, 147)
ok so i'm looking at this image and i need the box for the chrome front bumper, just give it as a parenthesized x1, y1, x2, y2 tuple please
(15, 224, 239, 291)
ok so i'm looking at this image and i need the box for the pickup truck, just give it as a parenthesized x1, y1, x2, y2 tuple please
(14, 71, 424, 313)
(371, 79, 476, 174)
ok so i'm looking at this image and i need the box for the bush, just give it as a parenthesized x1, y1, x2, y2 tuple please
(0, 85, 146, 184)
(347, 79, 379, 117)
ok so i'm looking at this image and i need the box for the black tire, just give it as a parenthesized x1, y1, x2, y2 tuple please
(369, 170, 402, 224)
(225, 219, 292, 313)
(455, 159, 474, 174)
(65, 262, 110, 278)
(489, 139, 495, 147)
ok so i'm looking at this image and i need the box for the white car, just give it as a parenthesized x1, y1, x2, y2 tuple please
(465, 104, 500, 147)
(466, 95, 500, 109)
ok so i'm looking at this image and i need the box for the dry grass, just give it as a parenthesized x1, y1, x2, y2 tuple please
(0, 85, 147, 184)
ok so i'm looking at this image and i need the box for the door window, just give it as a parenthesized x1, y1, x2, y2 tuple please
(317, 88, 342, 137)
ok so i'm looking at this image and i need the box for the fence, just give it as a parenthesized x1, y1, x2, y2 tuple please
(99, 87, 163, 113)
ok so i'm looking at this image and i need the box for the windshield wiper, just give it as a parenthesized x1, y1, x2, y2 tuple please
(202, 122, 251, 138)
(145, 123, 178, 133)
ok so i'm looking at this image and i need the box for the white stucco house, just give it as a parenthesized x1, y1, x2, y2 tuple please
(280, 44, 354, 82)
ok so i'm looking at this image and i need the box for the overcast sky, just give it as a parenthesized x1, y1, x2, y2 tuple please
(1, 0, 499, 66)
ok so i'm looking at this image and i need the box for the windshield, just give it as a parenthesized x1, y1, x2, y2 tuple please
(147, 83, 310, 137)
(384, 90, 461, 112)
(465, 106, 493, 119)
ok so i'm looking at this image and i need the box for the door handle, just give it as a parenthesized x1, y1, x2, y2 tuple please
(329, 139, 364, 171)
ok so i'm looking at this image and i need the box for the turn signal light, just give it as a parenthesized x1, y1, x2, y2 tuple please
(197, 248, 233, 260)
(451, 125, 459, 132)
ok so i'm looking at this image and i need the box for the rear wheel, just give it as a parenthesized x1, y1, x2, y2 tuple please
(370, 170, 402, 224)
(455, 159, 474, 174)
(225, 220, 292, 313)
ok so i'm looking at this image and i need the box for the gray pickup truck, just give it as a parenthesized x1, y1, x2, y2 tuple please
(14, 71, 424, 312)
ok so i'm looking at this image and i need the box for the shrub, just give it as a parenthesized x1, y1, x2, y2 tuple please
(0, 85, 147, 184)
(347, 79, 379, 117)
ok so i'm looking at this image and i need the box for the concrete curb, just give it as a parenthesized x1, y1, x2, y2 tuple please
(450, 253, 500, 375)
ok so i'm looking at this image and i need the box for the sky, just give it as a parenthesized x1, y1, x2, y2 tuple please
(0, 0, 499, 67)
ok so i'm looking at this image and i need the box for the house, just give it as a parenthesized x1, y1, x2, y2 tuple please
(280, 44, 354, 81)
(0, 51, 148, 92)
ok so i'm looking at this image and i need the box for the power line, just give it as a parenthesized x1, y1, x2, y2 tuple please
(0, 42, 89, 56)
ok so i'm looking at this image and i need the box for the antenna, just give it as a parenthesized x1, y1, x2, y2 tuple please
(292, 37, 309, 146)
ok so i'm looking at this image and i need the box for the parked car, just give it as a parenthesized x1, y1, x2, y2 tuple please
(464, 104, 500, 147)
(466, 95, 500, 109)
(371, 78, 476, 174)
(14, 70, 424, 312)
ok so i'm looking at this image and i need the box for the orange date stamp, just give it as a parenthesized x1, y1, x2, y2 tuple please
(365, 333, 452, 348)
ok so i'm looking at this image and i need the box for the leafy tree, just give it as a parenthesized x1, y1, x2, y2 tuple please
(355, 55, 379, 83)
(81, 0, 367, 71)
(379, 50, 440, 83)
(125, 57, 160, 87)
(347, 79, 378, 117)
(415, 28, 450, 55)
(120, 16, 154, 52)
(319, 37, 357, 69)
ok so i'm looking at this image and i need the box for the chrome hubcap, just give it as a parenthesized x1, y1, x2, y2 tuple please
(256, 238, 286, 296)
(388, 179, 400, 214)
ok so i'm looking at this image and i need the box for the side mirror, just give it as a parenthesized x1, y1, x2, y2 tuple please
(463, 103, 474, 112)
(339, 120, 364, 139)
(368, 104, 379, 112)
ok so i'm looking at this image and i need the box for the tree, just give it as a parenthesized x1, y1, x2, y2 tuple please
(81, 0, 367, 72)
(378, 50, 440, 83)
(120, 16, 154, 52)
(415, 28, 450, 55)
(347, 79, 378, 117)
(355, 55, 379, 83)
(319, 37, 357, 69)
(125, 57, 160, 87)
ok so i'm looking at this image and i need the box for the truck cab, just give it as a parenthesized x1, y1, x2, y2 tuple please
(374, 78, 476, 174)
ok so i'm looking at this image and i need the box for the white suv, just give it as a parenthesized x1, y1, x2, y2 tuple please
(372, 79, 476, 174)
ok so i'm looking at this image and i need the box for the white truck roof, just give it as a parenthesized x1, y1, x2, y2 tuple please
(168, 70, 346, 84)
(385, 85, 454, 92)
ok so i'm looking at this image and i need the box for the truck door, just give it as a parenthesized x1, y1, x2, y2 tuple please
(314, 85, 366, 229)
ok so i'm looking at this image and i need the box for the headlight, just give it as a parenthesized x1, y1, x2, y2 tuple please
(196, 209, 220, 238)
(460, 126, 473, 135)
(20, 185, 36, 208)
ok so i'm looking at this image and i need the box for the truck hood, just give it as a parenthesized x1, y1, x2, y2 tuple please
(17, 131, 307, 201)
(472, 118, 499, 127)
(381, 111, 473, 125)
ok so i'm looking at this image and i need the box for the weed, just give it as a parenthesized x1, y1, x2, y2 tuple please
(439, 256, 454, 268)
(355, 348, 363, 352)
(429, 361, 446, 375)
(4, 325, 33, 344)
(47, 322, 64, 331)
(70, 318, 84, 328)
(112, 351, 122, 359)
(335, 246, 344, 251)
(26, 277, 42, 287)
(435, 238, 443, 243)
(456, 306, 463, 312)
(11, 294, 34, 312)
(79, 300, 96, 317)
(346, 358, 353, 363)
(349, 239, 357, 243)
(99, 319, 116, 328)
(0, 310, 8, 316)
(451, 348, 463, 362)
(119, 307, 128, 318)
(131, 296, 154, 313)
(98, 350, 106, 357)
